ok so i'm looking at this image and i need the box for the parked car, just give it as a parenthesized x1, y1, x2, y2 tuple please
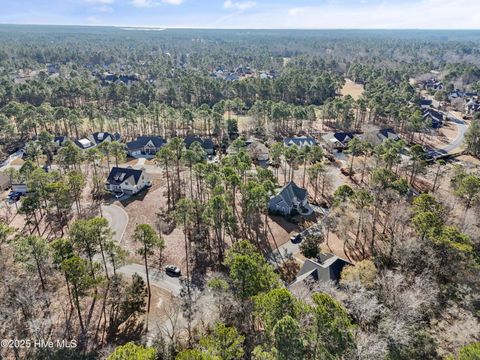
(165, 265, 181, 277)
(7, 191, 21, 202)
(115, 192, 124, 199)
(146, 180, 153, 188)
(290, 233, 302, 244)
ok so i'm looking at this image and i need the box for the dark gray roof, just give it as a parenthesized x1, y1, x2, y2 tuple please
(54, 136, 68, 144)
(269, 181, 307, 209)
(423, 108, 444, 127)
(126, 136, 166, 151)
(295, 254, 351, 284)
(420, 99, 432, 107)
(92, 132, 121, 144)
(377, 128, 399, 141)
(184, 136, 214, 150)
(106, 167, 143, 186)
(283, 137, 318, 147)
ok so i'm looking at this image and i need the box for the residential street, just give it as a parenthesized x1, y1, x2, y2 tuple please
(101, 204, 182, 296)
(441, 113, 468, 153)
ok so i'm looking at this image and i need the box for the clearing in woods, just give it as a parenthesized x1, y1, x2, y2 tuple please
(341, 78, 364, 100)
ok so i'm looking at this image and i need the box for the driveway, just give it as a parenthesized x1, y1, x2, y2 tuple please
(101, 204, 182, 295)
(440, 113, 468, 153)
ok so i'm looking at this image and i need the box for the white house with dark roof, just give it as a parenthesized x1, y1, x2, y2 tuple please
(268, 181, 313, 217)
(126, 136, 166, 157)
(105, 166, 149, 195)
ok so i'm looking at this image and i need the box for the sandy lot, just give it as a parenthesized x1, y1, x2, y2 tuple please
(341, 79, 364, 100)
(411, 121, 458, 148)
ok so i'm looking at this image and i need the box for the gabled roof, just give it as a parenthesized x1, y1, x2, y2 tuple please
(126, 136, 166, 151)
(184, 136, 214, 150)
(377, 128, 400, 141)
(294, 254, 351, 284)
(422, 108, 444, 124)
(92, 132, 121, 144)
(283, 136, 317, 147)
(269, 181, 308, 210)
(106, 166, 144, 186)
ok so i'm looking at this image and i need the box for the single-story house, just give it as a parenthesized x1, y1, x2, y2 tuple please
(283, 136, 318, 148)
(268, 181, 313, 217)
(184, 136, 215, 155)
(0, 172, 11, 191)
(105, 166, 150, 195)
(126, 136, 166, 157)
(290, 253, 351, 287)
(322, 132, 356, 150)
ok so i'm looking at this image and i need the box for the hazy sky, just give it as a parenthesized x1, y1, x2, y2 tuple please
(1, 0, 479, 29)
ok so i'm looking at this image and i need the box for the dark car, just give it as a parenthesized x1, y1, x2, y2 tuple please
(290, 233, 303, 244)
(165, 265, 181, 277)
(7, 193, 21, 203)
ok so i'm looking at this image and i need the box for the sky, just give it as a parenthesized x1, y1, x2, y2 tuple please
(1, 0, 480, 29)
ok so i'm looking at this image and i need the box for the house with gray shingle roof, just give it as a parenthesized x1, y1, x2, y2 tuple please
(105, 166, 149, 195)
(268, 181, 313, 217)
(126, 136, 166, 157)
(283, 136, 318, 148)
(290, 253, 351, 287)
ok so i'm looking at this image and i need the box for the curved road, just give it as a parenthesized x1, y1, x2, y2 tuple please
(440, 113, 468, 153)
(102, 204, 182, 296)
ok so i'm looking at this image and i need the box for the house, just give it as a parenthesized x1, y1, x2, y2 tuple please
(54, 136, 68, 147)
(448, 90, 477, 102)
(283, 136, 318, 148)
(422, 108, 444, 128)
(184, 136, 215, 155)
(246, 139, 269, 165)
(268, 181, 313, 217)
(47, 63, 60, 75)
(290, 253, 351, 286)
(422, 78, 443, 91)
(11, 183, 28, 194)
(91, 132, 121, 145)
(75, 132, 121, 150)
(419, 99, 433, 109)
(126, 136, 166, 157)
(322, 132, 356, 150)
(466, 99, 480, 114)
(75, 138, 95, 150)
(0, 172, 11, 191)
(105, 166, 150, 195)
(376, 128, 400, 142)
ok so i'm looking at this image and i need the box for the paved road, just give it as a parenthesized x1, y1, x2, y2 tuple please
(101, 204, 182, 296)
(440, 113, 468, 153)
(0, 150, 24, 170)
